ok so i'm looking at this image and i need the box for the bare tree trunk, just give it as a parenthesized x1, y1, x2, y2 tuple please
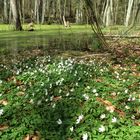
(125, 0, 134, 26)
(9, 3, 12, 23)
(103, 0, 109, 25)
(75, 0, 83, 24)
(63, 15, 67, 27)
(103, 0, 113, 26)
(106, 1, 111, 26)
(41, 0, 46, 24)
(114, 0, 119, 24)
(4, 0, 8, 23)
(22, 0, 25, 23)
(63, 0, 67, 26)
(34, 0, 40, 24)
(58, 0, 62, 22)
(10, 0, 22, 30)
(46, 0, 50, 23)
(132, 0, 140, 25)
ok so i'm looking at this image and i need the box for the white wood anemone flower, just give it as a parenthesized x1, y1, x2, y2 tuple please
(82, 133, 88, 140)
(57, 119, 62, 125)
(98, 125, 105, 132)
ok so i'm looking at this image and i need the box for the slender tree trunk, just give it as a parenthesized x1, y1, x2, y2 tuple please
(9, 3, 12, 23)
(22, 0, 25, 23)
(46, 0, 50, 23)
(34, 0, 40, 24)
(114, 0, 119, 24)
(18, 0, 22, 23)
(132, 0, 139, 25)
(75, 1, 83, 24)
(10, 0, 22, 30)
(103, 0, 109, 26)
(58, 0, 62, 22)
(4, 0, 8, 23)
(125, 0, 134, 26)
(63, 0, 67, 26)
(106, 0, 111, 26)
(41, 0, 46, 24)
(103, 0, 114, 26)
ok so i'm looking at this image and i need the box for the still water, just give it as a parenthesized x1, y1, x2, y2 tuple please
(0, 31, 99, 66)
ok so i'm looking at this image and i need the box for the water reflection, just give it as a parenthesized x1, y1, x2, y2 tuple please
(0, 33, 97, 65)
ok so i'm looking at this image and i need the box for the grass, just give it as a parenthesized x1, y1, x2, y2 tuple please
(0, 24, 139, 34)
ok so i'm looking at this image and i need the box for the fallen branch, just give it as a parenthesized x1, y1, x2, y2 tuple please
(96, 97, 125, 118)
(76, 53, 111, 59)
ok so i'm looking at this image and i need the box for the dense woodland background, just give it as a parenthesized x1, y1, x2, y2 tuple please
(0, 1, 140, 140)
(0, 0, 140, 29)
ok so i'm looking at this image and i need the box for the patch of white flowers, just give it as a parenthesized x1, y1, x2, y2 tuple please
(70, 126, 74, 132)
(92, 89, 97, 93)
(83, 94, 89, 101)
(100, 114, 106, 119)
(0, 80, 2, 84)
(76, 114, 84, 124)
(98, 125, 105, 132)
(82, 133, 88, 140)
(131, 115, 135, 120)
(0, 109, 4, 116)
(112, 117, 117, 123)
(125, 89, 128, 94)
(57, 119, 62, 125)
(125, 105, 130, 110)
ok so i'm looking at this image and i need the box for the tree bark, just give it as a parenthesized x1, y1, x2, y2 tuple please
(125, 0, 134, 26)
(22, 0, 25, 23)
(4, 0, 8, 23)
(41, 0, 46, 24)
(10, 0, 22, 30)
(34, 0, 40, 24)
(103, 0, 113, 26)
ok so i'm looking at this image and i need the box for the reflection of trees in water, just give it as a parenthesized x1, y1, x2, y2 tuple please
(0, 33, 102, 66)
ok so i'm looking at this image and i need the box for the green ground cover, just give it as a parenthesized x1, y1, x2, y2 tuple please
(0, 54, 140, 140)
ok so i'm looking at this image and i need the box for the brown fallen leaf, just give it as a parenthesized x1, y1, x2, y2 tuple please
(16, 80, 23, 86)
(135, 121, 140, 126)
(7, 76, 23, 86)
(113, 64, 121, 70)
(0, 125, 9, 131)
(53, 96, 62, 102)
(0, 99, 8, 105)
(23, 134, 30, 140)
(23, 132, 40, 140)
(31, 135, 40, 140)
(95, 78, 103, 82)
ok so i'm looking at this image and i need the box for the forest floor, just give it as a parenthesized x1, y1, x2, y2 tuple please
(0, 25, 140, 140)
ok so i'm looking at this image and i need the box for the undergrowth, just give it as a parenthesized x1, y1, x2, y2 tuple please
(0, 55, 140, 140)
